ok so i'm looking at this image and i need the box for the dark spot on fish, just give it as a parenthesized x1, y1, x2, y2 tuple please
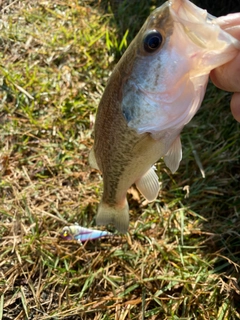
(154, 72, 160, 87)
(122, 110, 132, 123)
(143, 30, 162, 53)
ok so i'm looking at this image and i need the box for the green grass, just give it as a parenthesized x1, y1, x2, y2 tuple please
(0, 0, 240, 319)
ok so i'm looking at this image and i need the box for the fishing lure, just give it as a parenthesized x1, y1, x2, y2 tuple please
(60, 225, 113, 242)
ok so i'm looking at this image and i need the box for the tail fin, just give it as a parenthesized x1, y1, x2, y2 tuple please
(96, 200, 129, 233)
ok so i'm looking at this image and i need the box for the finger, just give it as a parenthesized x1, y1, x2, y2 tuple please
(210, 13, 240, 92)
(210, 52, 240, 92)
(214, 13, 240, 35)
(230, 92, 240, 122)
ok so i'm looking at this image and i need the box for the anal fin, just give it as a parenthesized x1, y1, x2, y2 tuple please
(135, 166, 160, 202)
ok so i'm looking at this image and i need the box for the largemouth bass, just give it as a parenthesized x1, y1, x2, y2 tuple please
(89, 0, 240, 233)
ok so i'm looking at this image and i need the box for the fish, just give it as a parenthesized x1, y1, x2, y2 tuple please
(89, 0, 240, 233)
(60, 225, 113, 242)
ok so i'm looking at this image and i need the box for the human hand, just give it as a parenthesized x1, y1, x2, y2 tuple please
(210, 13, 240, 122)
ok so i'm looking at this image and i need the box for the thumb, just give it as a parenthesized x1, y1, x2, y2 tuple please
(230, 92, 240, 122)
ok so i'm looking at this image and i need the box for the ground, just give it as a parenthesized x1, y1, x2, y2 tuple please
(0, 0, 240, 319)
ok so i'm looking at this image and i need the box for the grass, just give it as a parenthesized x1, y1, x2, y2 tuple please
(0, 0, 240, 319)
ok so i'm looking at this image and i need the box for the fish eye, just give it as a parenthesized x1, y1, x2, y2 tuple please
(143, 30, 163, 53)
(63, 231, 69, 237)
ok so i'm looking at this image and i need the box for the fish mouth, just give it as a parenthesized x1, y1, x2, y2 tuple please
(169, 0, 217, 48)
(170, 0, 212, 22)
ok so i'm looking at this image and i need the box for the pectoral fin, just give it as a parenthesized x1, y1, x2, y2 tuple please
(89, 148, 99, 170)
(135, 167, 160, 202)
(163, 136, 182, 173)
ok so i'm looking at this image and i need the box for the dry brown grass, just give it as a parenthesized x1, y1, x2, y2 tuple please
(0, 0, 240, 319)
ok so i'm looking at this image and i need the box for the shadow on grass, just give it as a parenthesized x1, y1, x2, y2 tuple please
(168, 81, 240, 313)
